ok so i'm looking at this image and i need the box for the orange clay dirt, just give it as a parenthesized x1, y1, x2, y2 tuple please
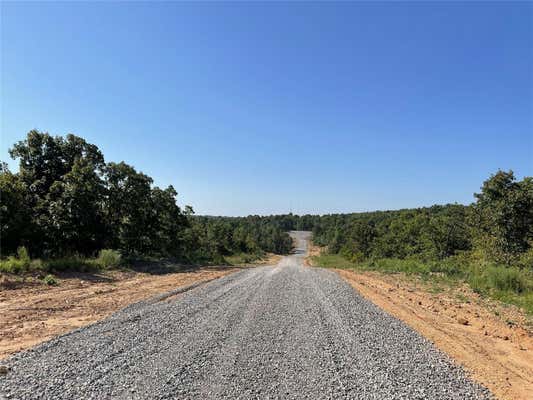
(306, 244, 533, 400)
(0, 266, 238, 359)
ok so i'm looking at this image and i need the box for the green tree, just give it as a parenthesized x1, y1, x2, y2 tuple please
(8, 131, 105, 255)
(0, 163, 33, 255)
(473, 170, 533, 263)
(104, 162, 154, 255)
(149, 185, 189, 256)
(47, 158, 106, 255)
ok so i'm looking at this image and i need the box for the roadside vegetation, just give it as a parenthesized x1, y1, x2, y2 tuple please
(2, 131, 531, 314)
(0, 130, 292, 277)
(307, 171, 533, 313)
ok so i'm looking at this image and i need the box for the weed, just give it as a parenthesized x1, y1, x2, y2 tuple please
(0, 246, 31, 273)
(42, 274, 58, 285)
(313, 253, 533, 314)
(96, 249, 122, 268)
(44, 257, 95, 272)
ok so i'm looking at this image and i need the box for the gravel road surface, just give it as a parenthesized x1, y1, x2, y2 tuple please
(1, 231, 490, 399)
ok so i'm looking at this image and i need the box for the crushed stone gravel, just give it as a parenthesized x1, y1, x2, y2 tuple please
(0, 232, 491, 399)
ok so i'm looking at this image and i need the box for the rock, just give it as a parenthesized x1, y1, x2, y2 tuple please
(457, 317, 469, 325)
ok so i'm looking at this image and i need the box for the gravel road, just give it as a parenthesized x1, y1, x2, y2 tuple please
(1, 231, 490, 399)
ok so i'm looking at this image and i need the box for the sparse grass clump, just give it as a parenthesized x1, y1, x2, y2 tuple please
(224, 252, 262, 265)
(43, 257, 96, 272)
(96, 249, 122, 268)
(312, 253, 533, 314)
(42, 274, 58, 285)
(0, 247, 31, 274)
(310, 253, 358, 270)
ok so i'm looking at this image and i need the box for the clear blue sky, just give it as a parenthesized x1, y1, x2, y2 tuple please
(2, 2, 532, 216)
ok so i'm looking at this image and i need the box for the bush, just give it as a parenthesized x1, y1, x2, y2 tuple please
(364, 258, 431, 275)
(96, 249, 122, 268)
(42, 274, 58, 285)
(467, 265, 532, 294)
(0, 246, 31, 273)
(518, 247, 533, 270)
(44, 257, 95, 272)
(17, 246, 30, 263)
(30, 258, 45, 271)
(427, 258, 466, 278)
(486, 266, 531, 293)
(0, 257, 25, 274)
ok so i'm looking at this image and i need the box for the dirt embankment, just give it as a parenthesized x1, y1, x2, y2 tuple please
(0, 267, 236, 359)
(306, 244, 532, 400)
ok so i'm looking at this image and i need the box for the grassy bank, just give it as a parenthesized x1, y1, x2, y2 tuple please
(312, 253, 533, 314)
(223, 252, 264, 265)
(0, 247, 122, 275)
(0, 247, 266, 286)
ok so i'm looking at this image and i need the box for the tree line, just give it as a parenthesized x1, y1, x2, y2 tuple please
(258, 171, 533, 270)
(0, 130, 292, 264)
(2, 130, 531, 274)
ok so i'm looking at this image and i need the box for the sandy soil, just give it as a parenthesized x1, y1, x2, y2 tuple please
(0, 267, 237, 359)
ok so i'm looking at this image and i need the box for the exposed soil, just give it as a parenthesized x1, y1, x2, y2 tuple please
(0, 267, 237, 359)
(335, 269, 532, 400)
(305, 242, 532, 400)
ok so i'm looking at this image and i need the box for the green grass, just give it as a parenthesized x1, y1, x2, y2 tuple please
(43, 257, 98, 272)
(310, 253, 359, 270)
(0, 247, 33, 273)
(96, 249, 122, 268)
(223, 252, 263, 265)
(0, 247, 124, 275)
(312, 253, 533, 314)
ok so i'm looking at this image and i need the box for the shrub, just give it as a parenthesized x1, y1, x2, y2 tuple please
(364, 258, 431, 275)
(486, 266, 530, 293)
(0, 246, 31, 274)
(518, 247, 533, 270)
(96, 249, 122, 268)
(44, 257, 95, 272)
(17, 246, 30, 263)
(42, 274, 58, 285)
(427, 258, 466, 278)
(0, 257, 24, 274)
(30, 259, 45, 272)
(467, 264, 532, 295)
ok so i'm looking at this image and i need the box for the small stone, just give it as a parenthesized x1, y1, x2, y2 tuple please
(457, 317, 469, 325)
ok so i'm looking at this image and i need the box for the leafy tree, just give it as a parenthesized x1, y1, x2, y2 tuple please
(472, 170, 533, 263)
(149, 185, 189, 256)
(425, 205, 471, 259)
(104, 162, 154, 255)
(47, 158, 106, 255)
(8, 131, 105, 255)
(0, 163, 33, 255)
